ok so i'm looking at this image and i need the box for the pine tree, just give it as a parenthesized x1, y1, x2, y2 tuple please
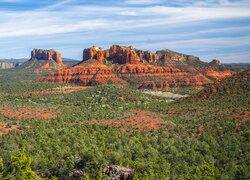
(10, 147, 41, 180)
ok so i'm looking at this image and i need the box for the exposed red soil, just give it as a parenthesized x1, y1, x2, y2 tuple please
(232, 110, 250, 121)
(0, 106, 58, 119)
(204, 67, 235, 80)
(0, 123, 20, 135)
(87, 110, 167, 132)
(24, 86, 91, 95)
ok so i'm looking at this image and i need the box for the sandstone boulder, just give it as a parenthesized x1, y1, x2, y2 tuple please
(103, 165, 134, 180)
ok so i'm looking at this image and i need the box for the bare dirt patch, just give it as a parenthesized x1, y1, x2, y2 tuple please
(232, 110, 250, 121)
(24, 86, 91, 96)
(0, 106, 58, 119)
(0, 123, 20, 135)
(87, 110, 169, 132)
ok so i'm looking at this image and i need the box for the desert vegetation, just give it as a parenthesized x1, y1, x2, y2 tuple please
(0, 68, 249, 179)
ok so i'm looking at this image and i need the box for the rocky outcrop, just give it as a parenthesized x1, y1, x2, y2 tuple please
(209, 59, 221, 66)
(156, 49, 200, 62)
(187, 55, 200, 61)
(103, 165, 134, 180)
(136, 50, 160, 63)
(204, 67, 234, 80)
(116, 64, 185, 78)
(40, 60, 126, 85)
(190, 70, 250, 100)
(38, 45, 235, 90)
(83, 46, 104, 63)
(31, 48, 63, 65)
(114, 64, 213, 90)
(81, 45, 201, 65)
(108, 45, 140, 64)
(19, 49, 67, 73)
(137, 73, 212, 91)
(0, 62, 20, 69)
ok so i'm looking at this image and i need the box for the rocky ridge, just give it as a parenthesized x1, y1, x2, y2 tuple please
(31, 48, 64, 65)
(20, 49, 67, 73)
(40, 60, 126, 85)
(38, 45, 235, 89)
(190, 69, 250, 100)
(0, 62, 20, 69)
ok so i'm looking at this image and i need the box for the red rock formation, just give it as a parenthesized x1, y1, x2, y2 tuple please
(187, 55, 200, 61)
(136, 50, 160, 63)
(104, 50, 109, 59)
(25, 49, 67, 73)
(204, 67, 234, 80)
(38, 45, 235, 90)
(40, 60, 126, 85)
(136, 73, 212, 91)
(83, 46, 104, 63)
(109, 45, 140, 64)
(156, 49, 200, 63)
(116, 64, 185, 77)
(31, 49, 63, 65)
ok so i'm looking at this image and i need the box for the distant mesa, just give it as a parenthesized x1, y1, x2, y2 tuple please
(156, 49, 200, 63)
(26, 44, 236, 90)
(0, 62, 20, 69)
(31, 48, 63, 65)
(82, 45, 201, 65)
(39, 44, 223, 89)
(19, 48, 67, 73)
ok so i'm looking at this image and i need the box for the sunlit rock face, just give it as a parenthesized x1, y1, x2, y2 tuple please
(31, 49, 63, 65)
(83, 46, 104, 64)
(108, 45, 141, 64)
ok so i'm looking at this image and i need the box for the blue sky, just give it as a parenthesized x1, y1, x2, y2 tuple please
(0, 0, 250, 62)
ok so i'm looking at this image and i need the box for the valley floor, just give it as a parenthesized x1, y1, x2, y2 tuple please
(0, 69, 249, 179)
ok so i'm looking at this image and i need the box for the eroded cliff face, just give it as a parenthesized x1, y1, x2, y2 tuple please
(156, 49, 200, 63)
(137, 79, 210, 91)
(116, 64, 185, 77)
(108, 45, 140, 64)
(136, 50, 160, 63)
(83, 46, 104, 64)
(204, 67, 235, 80)
(134, 71, 212, 90)
(39, 45, 234, 90)
(0, 62, 19, 69)
(40, 60, 126, 85)
(31, 49, 63, 65)
(21, 49, 67, 73)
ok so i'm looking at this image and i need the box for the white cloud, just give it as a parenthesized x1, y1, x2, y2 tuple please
(0, 0, 250, 62)
(1, 4, 249, 37)
(124, 0, 162, 5)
